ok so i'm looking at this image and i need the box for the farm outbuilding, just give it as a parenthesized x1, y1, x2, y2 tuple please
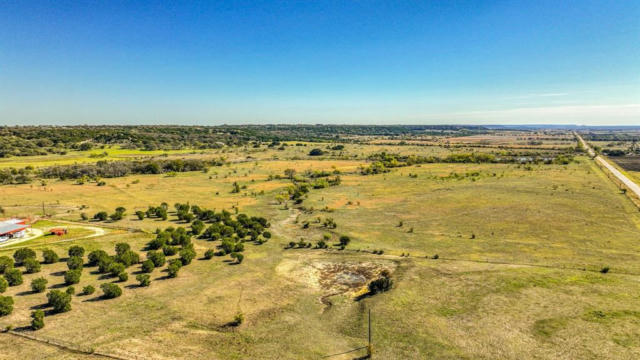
(0, 219, 30, 243)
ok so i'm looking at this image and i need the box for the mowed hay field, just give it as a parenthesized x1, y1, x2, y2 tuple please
(1, 150, 640, 359)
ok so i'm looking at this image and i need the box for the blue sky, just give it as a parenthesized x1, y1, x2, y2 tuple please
(1, 0, 638, 125)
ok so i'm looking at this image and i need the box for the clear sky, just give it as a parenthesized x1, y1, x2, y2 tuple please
(1, 0, 638, 125)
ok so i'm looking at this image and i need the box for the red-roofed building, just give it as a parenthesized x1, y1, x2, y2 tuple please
(0, 219, 30, 243)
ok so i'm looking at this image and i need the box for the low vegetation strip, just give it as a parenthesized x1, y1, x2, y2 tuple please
(0, 157, 226, 184)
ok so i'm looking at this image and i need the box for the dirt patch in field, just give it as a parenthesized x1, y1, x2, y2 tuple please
(277, 258, 395, 295)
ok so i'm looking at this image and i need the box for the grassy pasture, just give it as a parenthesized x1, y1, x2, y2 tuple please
(1, 142, 640, 359)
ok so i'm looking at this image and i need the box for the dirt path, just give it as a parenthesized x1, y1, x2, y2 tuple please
(576, 132, 640, 199)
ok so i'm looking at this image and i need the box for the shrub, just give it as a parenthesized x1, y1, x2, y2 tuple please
(13, 248, 36, 265)
(0, 256, 13, 273)
(135, 211, 145, 220)
(339, 235, 351, 246)
(80, 212, 89, 221)
(98, 256, 115, 273)
(204, 249, 215, 259)
(232, 312, 244, 326)
(108, 262, 125, 277)
(432, 254, 439, 259)
(42, 249, 59, 264)
(31, 277, 48, 293)
(88, 250, 109, 266)
(262, 231, 271, 239)
(24, 258, 41, 273)
(141, 259, 155, 273)
(147, 251, 165, 267)
(68, 245, 85, 258)
(230, 252, 244, 264)
(368, 275, 393, 294)
(600, 266, 610, 274)
(162, 245, 178, 256)
(167, 260, 181, 278)
(115, 243, 131, 256)
(31, 310, 45, 330)
(179, 248, 196, 265)
(309, 148, 324, 156)
(191, 220, 204, 235)
(66, 286, 75, 295)
(115, 250, 139, 267)
(0, 296, 14, 316)
(47, 290, 72, 313)
(100, 283, 122, 299)
(118, 271, 128, 282)
(93, 211, 108, 221)
(4, 268, 23, 286)
(136, 274, 151, 287)
(64, 269, 82, 285)
(66, 256, 83, 270)
(82, 285, 95, 295)
(0, 278, 7, 293)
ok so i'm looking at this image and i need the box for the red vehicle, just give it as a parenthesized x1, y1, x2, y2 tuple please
(50, 228, 68, 236)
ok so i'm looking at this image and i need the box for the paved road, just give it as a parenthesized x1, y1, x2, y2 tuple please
(575, 132, 640, 199)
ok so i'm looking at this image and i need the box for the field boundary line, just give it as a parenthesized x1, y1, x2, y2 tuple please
(2, 330, 134, 360)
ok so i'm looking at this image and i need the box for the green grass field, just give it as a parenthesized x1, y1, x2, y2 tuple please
(1, 144, 640, 359)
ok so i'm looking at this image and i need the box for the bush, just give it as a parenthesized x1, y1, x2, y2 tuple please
(100, 283, 122, 299)
(262, 231, 271, 239)
(98, 256, 115, 273)
(31, 310, 45, 330)
(368, 275, 393, 294)
(115, 243, 131, 256)
(64, 269, 82, 284)
(31, 277, 48, 293)
(68, 245, 85, 258)
(42, 249, 59, 264)
(167, 260, 181, 278)
(136, 274, 151, 287)
(47, 290, 72, 313)
(179, 248, 196, 265)
(146, 250, 165, 267)
(66, 256, 83, 270)
(162, 245, 178, 256)
(135, 211, 145, 220)
(115, 250, 140, 267)
(108, 262, 125, 277)
(600, 266, 610, 274)
(191, 220, 204, 235)
(204, 249, 215, 259)
(139, 260, 155, 274)
(13, 248, 36, 265)
(94, 211, 108, 221)
(0, 256, 13, 273)
(88, 250, 109, 266)
(232, 312, 244, 326)
(118, 271, 128, 282)
(309, 148, 324, 156)
(0, 278, 7, 293)
(230, 252, 244, 264)
(24, 258, 41, 273)
(4, 268, 23, 286)
(82, 285, 95, 296)
(339, 235, 351, 246)
(66, 286, 75, 295)
(0, 296, 14, 316)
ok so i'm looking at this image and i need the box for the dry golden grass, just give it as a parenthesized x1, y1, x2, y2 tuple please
(1, 143, 640, 359)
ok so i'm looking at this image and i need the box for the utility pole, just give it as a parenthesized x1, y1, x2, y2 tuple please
(367, 308, 373, 358)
